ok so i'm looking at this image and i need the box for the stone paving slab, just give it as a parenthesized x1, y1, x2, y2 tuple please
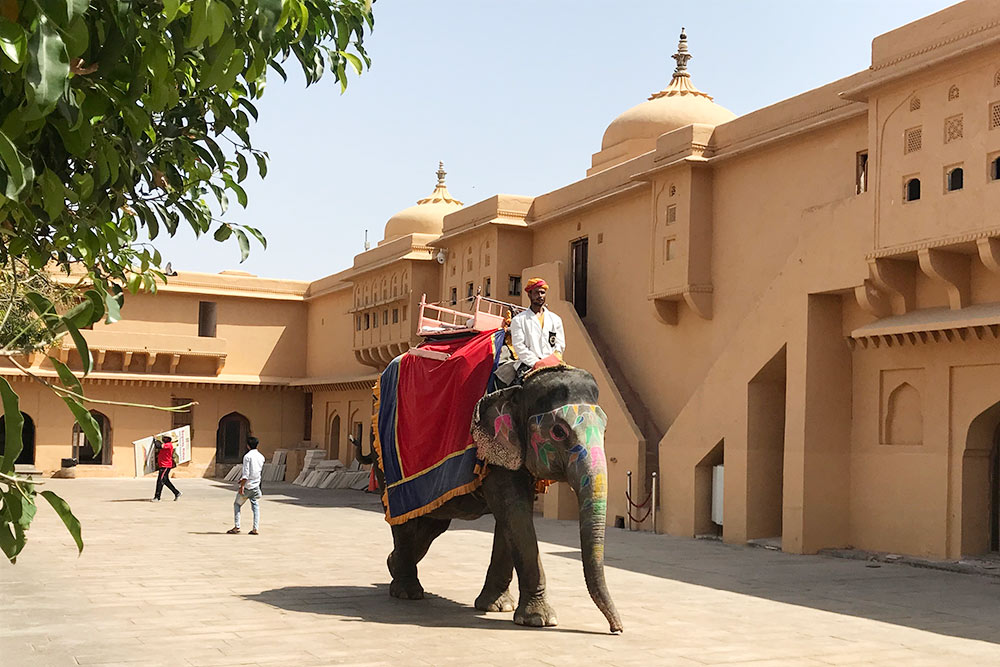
(2, 479, 1000, 665)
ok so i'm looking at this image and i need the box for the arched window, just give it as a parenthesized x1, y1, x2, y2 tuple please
(905, 178, 921, 202)
(948, 85, 960, 101)
(947, 167, 964, 192)
(74, 411, 112, 465)
(216, 412, 251, 464)
(0, 413, 36, 466)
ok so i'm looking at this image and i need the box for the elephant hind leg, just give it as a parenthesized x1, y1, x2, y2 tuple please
(475, 520, 515, 612)
(388, 516, 450, 600)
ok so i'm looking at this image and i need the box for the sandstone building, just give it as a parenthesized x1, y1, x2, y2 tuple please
(5, 0, 1000, 561)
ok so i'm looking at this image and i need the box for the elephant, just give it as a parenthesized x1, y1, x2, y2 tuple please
(358, 365, 623, 634)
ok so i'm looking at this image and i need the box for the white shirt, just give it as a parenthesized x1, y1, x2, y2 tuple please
(241, 449, 266, 490)
(510, 306, 565, 369)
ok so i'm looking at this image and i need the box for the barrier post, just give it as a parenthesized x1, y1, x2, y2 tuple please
(626, 470, 632, 531)
(651, 471, 658, 534)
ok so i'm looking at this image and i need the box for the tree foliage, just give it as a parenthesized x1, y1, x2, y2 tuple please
(0, 0, 374, 562)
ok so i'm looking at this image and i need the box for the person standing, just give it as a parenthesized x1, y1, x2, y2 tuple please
(152, 436, 181, 501)
(509, 277, 566, 373)
(228, 436, 265, 535)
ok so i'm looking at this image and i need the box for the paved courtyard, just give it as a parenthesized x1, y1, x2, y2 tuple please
(3, 479, 1000, 666)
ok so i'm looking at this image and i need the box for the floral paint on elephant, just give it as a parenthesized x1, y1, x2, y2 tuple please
(527, 404, 608, 485)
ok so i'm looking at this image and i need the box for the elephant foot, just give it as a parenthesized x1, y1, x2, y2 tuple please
(514, 594, 558, 627)
(389, 577, 425, 600)
(475, 587, 515, 612)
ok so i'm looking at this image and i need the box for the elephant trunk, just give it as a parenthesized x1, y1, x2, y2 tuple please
(569, 441, 623, 634)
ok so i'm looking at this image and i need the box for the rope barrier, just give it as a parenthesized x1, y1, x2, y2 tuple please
(626, 505, 652, 524)
(625, 487, 652, 510)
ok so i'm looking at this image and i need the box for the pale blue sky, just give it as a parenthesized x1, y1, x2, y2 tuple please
(153, 0, 954, 281)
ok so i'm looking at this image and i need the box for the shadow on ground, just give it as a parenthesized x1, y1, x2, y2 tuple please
(207, 480, 385, 512)
(243, 584, 597, 635)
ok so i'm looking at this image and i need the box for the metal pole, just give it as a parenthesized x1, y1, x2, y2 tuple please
(626, 470, 632, 531)
(651, 471, 658, 534)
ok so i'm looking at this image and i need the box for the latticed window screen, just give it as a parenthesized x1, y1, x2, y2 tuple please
(666, 204, 677, 224)
(909, 97, 921, 111)
(904, 127, 922, 154)
(995, 71, 1000, 87)
(948, 85, 960, 101)
(990, 102, 1000, 130)
(944, 115, 964, 143)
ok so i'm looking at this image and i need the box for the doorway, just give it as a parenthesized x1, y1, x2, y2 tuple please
(216, 412, 251, 464)
(328, 414, 341, 461)
(0, 413, 35, 465)
(990, 433, 1000, 552)
(570, 237, 588, 318)
(73, 411, 112, 465)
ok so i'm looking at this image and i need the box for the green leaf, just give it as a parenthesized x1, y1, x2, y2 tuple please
(24, 291, 59, 330)
(60, 299, 94, 330)
(26, 15, 70, 111)
(40, 168, 65, 220)
(187, 0, 212, 47)
(60, 395, 100, 455)
(258, 0, 282, 40)
(0, 376, 24, 473)
(213, 224, 232, 242)
(243, 225, 267, 250)
(67, 0, 88, 22)
(0, 129, 27, 199)
(40, 490, 83, 555)
(205, 0, 231, 46)
(162, 0, 182, 22)
(236, 228, 250, 262)
(0, 523, 21, 562)
(254, 152, 268, 178)
(104, 288, 122, 324)
(342, 51, 363, 75)
(61, 317, 92, 374)
(0, 18, 26, 67)
(50, 356, 83, 396)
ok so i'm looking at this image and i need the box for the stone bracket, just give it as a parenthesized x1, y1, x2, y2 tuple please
(854, 279, 891, 318)
(169, 354, 181, 374)
(977, 237, 1000, 274)
(869, 257, 916, 315)
(917, 247, 970, 310)
(145, 352, 157, 372)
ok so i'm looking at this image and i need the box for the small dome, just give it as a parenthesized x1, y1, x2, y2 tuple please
(383, 163, 463, 242)
(601, 30, 735, 151)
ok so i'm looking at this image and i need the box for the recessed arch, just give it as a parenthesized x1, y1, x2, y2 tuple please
(0, 412, 36, 466)
(884, 382, 923, 445)
(74, 411, 112, 465)
(216, 412, 251, 464)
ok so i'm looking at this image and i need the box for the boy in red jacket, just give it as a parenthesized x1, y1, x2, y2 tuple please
(152, 436, 181, 501)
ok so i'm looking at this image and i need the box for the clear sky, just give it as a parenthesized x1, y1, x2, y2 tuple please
(152, 0, 956, 281)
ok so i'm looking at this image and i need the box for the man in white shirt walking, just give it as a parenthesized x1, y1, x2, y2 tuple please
(228, 436, 265, 535)
(509, 277, 566, 375)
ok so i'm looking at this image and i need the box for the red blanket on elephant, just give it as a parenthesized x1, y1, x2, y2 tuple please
(374, 328, 505, 524)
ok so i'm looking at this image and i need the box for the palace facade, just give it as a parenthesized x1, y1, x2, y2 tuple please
(6, 0, 1000, 561)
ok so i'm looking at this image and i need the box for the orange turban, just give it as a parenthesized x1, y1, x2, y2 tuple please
(524, 277, 548, 293)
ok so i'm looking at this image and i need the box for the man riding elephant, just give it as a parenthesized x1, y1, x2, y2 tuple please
(509, 277, 565, 375)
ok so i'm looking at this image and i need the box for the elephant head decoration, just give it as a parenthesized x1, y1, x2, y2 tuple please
(472, 366, 622, 634)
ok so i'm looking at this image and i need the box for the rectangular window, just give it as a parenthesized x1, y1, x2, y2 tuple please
(571, 237, 588, 318)
(364, 313, 370, 329)
(402, 306, 407, 321)
(991, 101, 1000, 130)
(666, 204, 677, 224)
(466, 282, 474, 299)
(856, 151, 869, 194)
(485, 277, 491, 297)
(171, 397, 193, 434)
(508, 275, 521, 296)
(383, 310, 388, 325)
(355, 315, 361, 331)
(198, 301, 217, 337)
(372, 310, 378, 328)
(392, 308, 399, 323)
(450, 287, 457, 305)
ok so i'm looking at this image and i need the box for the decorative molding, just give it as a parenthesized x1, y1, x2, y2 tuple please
(867, 226, 1000, 259)
(871, 19, 1000, 72)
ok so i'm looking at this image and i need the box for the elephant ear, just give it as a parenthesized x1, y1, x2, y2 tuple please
(472, 386, 522, 470)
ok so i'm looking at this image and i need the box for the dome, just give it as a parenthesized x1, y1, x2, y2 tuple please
(600, 30, 735, 151)
(383, 163, 463, 242)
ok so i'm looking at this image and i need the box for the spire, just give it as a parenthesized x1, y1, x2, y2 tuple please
(417, 161, 463, 206)
(648, 28, 713, 101)
(671, 28, 692, 77)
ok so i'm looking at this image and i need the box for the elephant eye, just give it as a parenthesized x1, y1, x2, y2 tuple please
(551, 424, 569, 440)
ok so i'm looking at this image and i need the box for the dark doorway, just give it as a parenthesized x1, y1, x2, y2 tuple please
(217, 412, 251, 464)
(74, 411, 112, 465)
(571, 237, 588, 318)
(0, 413, 36, 465)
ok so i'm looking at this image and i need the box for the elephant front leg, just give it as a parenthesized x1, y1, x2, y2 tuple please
(484, 469, 558, 627)
(475, 521, 515, 612)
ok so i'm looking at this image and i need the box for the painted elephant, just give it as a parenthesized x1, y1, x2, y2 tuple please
(360, 365, 623, 634)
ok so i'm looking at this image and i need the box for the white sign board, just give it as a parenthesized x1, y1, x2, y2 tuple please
(132, 425, 192, 477)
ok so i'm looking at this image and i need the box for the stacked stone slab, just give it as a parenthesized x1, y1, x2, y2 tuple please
(291, 449, 327, 486)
